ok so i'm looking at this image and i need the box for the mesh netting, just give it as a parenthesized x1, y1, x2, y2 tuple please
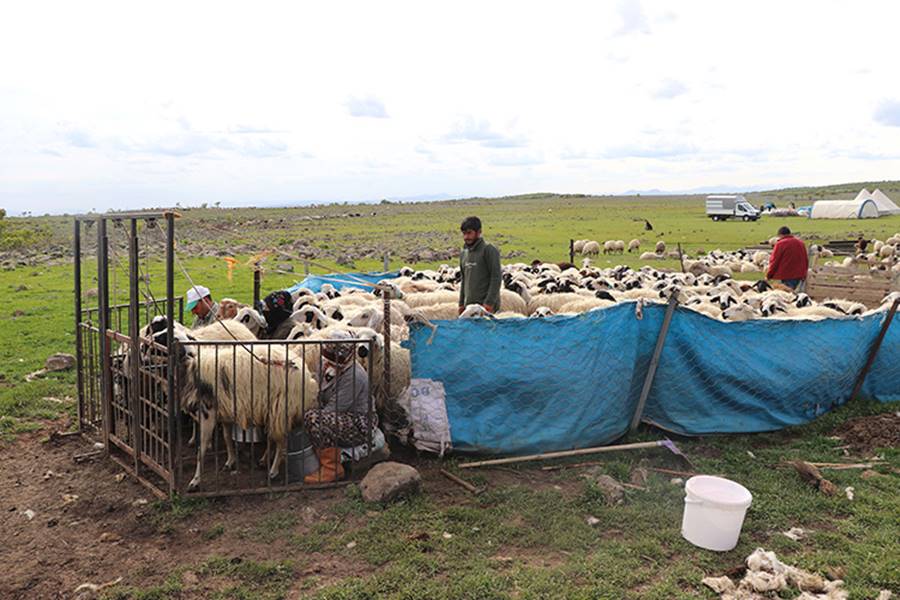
(406, 301, 898, 454)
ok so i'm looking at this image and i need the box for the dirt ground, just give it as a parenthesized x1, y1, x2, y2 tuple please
(0, 420, 578, 600)
(834, 412, 900, 453)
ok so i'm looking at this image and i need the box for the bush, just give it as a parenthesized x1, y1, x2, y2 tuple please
(0, 219, 51, 251)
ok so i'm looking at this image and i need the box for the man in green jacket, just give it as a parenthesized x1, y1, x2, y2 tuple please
(458, 216, 502, 314)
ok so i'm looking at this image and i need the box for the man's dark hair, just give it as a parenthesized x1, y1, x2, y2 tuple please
(460, 216, 482, 232)
(777, 226, 791, 236)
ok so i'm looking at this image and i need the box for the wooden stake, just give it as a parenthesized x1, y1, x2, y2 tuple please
(440, 469, 481, 494)
(458, 440, 667, 469)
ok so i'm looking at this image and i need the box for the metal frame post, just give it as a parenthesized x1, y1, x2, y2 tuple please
(165, 212, 178, 495)
(569, 239, 574, 265)
(253, 267, 261, 309)
(74, 220, 85, 431)
(128, 219, 142, 475)
(97, 217, 111, 449)
(382, 292, 392, 404)
(850, 298, 899, 402)
(629, 295, 679, 432)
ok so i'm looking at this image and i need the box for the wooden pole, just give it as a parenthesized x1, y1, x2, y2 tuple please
(850, 297, 899, 402)
(458, 440, 666, 469)
(569, 239, 574, 265)
(440, 469, 481, 494)
(677, 243, 685, 274)
(629, 295, 679, 432)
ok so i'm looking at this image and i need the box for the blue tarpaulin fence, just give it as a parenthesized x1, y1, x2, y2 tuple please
(293, 273, 897, 455)
(405, 303, 899, 455)
(288, 271, 399, 294)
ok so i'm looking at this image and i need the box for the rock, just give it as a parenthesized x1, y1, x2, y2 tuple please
(99, 532, 121, 543)
(594, 475, 625, 505)
(23, 509, 36, 521)
(14, 284, 27, 292)
(586, 516, 600, 526)
(860, 469, 880, 480)
(276, 263, 294, 273)
(181, 571, 199, 586)
(45, 353, 76, 372)
(359, 461, 421, 503)
(12, 309, 25, 317)
(629, 467, 648, 486)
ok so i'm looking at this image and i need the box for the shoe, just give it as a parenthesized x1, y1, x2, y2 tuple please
(304, 447, 344, 484)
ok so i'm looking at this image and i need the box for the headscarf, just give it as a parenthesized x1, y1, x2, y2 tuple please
(262, 290, 292, 336)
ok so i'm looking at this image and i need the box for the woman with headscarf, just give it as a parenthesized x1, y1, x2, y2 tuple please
(303, 330, 373, 483)
(260, 290, 295, 339)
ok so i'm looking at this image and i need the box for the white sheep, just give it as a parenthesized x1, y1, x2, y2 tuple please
(639, 251, 658, 261)
(192, 320, 258, 342)
(722, 304, 759, 321)
(531, 306, 555, 318)
(628, 239, 640, 253)
(655, 241, 666, 254)
(582, 240, 601, 256)
(879, 244, 895, 258)
(603, 240, 617, 254)
(572, 239, 587, 254)
(181, 344, 318, 488)
(233, 307, 268, 337)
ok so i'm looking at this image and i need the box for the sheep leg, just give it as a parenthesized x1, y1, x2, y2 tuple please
(188, 409, 216, 490)
(259, 438, 271, 467)
(187, 419, 197, 447)
(222, 425, 237, 471)
(268, 438, 285, 480)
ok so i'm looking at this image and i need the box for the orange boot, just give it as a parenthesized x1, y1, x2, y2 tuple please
(304, 447, 345, 484)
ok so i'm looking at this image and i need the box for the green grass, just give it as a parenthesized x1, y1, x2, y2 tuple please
(3, 189, 900, 598)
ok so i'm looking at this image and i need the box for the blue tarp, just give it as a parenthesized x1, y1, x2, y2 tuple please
(862, 316, 900, 403)
(405, 303, 899, 455)
(288, 271, 399, 294)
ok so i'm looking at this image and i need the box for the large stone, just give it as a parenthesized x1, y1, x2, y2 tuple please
(359, 461, 421, 503)
(593, 474, 625, 505)
(45, 353, 76, 372)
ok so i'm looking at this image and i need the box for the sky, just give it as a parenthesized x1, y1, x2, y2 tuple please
(2, 1, 900, 215)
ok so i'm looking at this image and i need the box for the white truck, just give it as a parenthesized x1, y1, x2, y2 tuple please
(705, 194, 760, 222)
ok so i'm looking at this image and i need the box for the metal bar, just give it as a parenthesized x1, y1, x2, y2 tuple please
(183, 480, 351, 499)
(629, 295, 679, 432)
(129, 219, 142, 476)
(850, 298, 899, 402)
(383, 292, 392, 404)
(253, 268, 261, 310)
(107, 453, 168, 500)
(74, 211, 175, 222)
(569, 238, 574, 265)
(165, 212, 177, 496)
(97, 217, 111, 450)
(74, 219, 85, 431)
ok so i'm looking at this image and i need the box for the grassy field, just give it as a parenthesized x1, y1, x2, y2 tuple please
(1, 185, 899, 598)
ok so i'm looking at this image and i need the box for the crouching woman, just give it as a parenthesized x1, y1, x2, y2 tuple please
(304, 332, 373, 483)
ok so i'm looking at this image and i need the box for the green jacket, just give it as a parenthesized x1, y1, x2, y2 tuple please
(459, 238, 502, 310)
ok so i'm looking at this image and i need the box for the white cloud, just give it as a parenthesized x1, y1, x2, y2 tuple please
(346, 95, 389, 119)
(1, 1, 900, 214)
(874, 100, 900, 127)
(653, 79, 688, 99)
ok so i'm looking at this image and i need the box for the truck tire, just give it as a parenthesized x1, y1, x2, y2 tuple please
(711, 215, 719, 222)
(742, 215, 750, 222)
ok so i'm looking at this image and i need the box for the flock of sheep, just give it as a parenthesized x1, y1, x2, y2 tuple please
(125, 231, 899, 490)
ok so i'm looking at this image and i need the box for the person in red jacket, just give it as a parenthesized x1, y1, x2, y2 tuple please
(766, 226, 809, 290)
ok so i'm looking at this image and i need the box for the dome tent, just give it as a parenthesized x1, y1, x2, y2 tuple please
(810, 198, 880, 219)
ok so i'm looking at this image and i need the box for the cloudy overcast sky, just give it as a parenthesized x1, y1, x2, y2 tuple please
(2, 1, 900, 215)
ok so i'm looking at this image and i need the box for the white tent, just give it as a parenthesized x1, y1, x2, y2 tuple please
(810, 198, 880, 219)
(869, 189, 900, 216)
(853, 188, 872, 202)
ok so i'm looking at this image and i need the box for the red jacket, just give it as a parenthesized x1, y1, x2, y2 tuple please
(767, 235, 809, 281)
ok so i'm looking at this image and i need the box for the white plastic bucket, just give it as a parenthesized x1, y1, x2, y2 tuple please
(681, 475, 752, 551)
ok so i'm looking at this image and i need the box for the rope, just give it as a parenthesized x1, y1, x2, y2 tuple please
(145, 225, 298, 370)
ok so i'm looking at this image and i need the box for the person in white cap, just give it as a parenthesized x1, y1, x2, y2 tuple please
(185, 285, 217, 329)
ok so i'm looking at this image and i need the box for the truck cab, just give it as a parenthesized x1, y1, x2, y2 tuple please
(706, 195, 760, 222)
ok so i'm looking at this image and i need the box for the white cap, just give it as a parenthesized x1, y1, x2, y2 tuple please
(185, 285, 210, 310)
